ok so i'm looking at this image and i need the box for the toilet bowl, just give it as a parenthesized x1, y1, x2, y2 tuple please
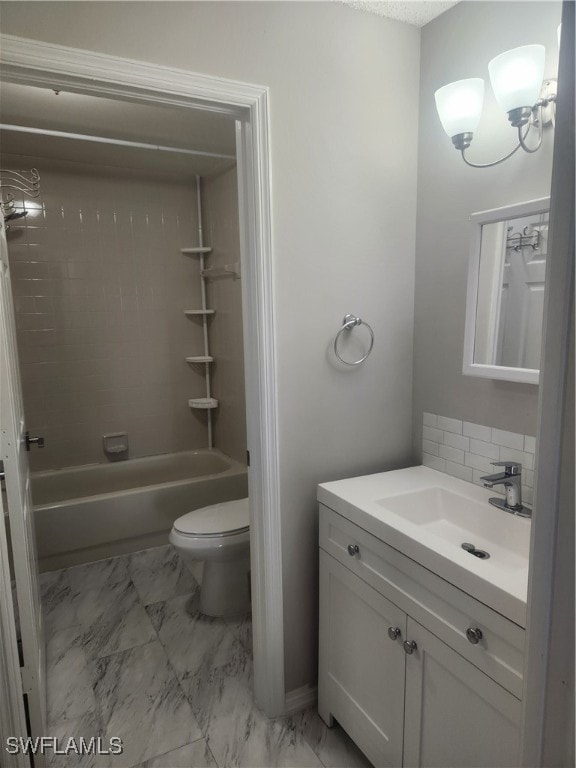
(169, 497, 250, 618)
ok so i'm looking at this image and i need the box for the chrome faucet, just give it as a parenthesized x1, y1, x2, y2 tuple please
(480, 461, 531, 518)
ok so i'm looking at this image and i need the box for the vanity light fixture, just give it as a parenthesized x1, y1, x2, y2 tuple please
(435, 44, 557, 168)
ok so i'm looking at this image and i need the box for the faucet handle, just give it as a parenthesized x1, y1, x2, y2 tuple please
(491, 460, 521, 475)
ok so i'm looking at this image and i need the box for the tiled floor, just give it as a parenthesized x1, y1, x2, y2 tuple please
(41, 545, 372, 768)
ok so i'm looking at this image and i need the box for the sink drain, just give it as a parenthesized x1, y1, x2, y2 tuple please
(461, 542, 490, 560)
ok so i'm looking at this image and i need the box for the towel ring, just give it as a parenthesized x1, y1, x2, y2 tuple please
(334, 314, 374, 366)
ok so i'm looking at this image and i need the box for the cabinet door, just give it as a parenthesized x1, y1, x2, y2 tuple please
(403, 619, 521, 768)
(319, 550, 406, 768)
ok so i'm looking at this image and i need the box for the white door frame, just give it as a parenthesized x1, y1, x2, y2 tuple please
(520, 0, 575, 762)
(0, 485, 30, 768)
(0, 33, 285, 717)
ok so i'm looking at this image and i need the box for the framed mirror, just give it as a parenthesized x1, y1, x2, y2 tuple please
(463, 196, 550, 385)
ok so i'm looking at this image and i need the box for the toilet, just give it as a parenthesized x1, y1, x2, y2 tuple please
(169, 497, 251, 618)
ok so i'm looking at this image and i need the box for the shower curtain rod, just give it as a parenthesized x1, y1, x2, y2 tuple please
(0, 124, 236, 161)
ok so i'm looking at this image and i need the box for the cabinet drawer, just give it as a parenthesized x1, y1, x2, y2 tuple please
(320, 504, 525, 698)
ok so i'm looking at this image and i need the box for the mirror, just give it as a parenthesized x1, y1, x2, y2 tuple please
(463, 197, 550, 384)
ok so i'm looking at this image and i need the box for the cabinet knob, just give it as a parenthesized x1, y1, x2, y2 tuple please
(347, 544, 359, 557)
(466, 627, 483, 644)
(403, 640, 417, 655)
(388, 626, 401, 641)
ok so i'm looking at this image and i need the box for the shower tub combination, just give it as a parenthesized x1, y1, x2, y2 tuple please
(32, 449, 248, 572)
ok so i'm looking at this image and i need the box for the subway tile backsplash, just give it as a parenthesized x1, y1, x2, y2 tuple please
(422, 412, 535, 506)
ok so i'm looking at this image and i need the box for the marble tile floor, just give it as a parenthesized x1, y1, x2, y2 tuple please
(41, 545, 372, 768)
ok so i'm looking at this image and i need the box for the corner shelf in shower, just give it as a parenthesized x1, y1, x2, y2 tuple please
(188, 397, 219, 410)
(182, 196, 218, 444)
(181, 247, 213, 255)
(184, 309, 215, 316)
(201, 263, 241, 279)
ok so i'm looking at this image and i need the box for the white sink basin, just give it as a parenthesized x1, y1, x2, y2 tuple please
(318, 466, 531, 626)
(376, 486, 529, 573)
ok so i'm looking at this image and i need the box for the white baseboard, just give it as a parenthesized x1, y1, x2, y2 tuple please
(284, 684, 318, 715)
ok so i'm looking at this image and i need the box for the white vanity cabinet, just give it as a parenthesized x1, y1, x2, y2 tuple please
(318, 503, 524, 768)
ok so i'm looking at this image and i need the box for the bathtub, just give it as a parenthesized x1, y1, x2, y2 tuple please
(32, 449, 248, 572)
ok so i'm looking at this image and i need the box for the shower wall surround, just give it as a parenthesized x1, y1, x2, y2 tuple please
(202, 168, 247, 464)
(5, 155, 210, 471)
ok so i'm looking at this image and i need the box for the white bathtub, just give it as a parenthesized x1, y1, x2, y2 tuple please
(32, 449, 248, 572)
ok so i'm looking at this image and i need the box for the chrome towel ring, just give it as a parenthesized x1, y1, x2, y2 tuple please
(334, 314, 374, 366)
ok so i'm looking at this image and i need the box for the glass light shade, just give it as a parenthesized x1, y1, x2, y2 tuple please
(434, 78, 485, 138)
(488, 45, 545, 114)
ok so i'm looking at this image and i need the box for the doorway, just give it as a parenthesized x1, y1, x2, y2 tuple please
(0, 33, 284, 731)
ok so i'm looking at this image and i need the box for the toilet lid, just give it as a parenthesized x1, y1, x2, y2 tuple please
(173, 498, 250, 536)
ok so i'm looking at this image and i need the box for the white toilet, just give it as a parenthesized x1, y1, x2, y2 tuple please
(169, 497, 251, 618)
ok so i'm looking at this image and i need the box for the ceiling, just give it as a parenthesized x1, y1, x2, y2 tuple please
(0, 82, 237, 179)
(341, 1, 459, 27)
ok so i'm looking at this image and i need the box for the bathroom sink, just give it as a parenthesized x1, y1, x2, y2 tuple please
(377, 485, 485, 523)
(318, 466, 531, 626)
(375, 486, 528, 568)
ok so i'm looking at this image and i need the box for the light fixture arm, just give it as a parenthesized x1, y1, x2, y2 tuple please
(460, 95, 553, 169)
(518, 105, 544, 153)
(460, 123, 531, 169)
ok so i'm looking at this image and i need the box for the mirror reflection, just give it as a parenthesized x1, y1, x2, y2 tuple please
(474, 208, 549, 371)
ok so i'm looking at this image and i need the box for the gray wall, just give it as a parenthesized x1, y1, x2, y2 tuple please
(0, 2, 421, 691)
(413, 1, 562, 457)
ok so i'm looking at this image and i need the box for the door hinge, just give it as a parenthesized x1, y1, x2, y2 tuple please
(20, 665, 34, 695)
(246, 450, 250, 467)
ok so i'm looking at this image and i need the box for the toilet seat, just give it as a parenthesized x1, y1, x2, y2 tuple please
(173, 498, 249, 538)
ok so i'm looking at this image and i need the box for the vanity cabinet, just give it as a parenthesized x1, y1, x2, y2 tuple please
(318, 504, 524, 768)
